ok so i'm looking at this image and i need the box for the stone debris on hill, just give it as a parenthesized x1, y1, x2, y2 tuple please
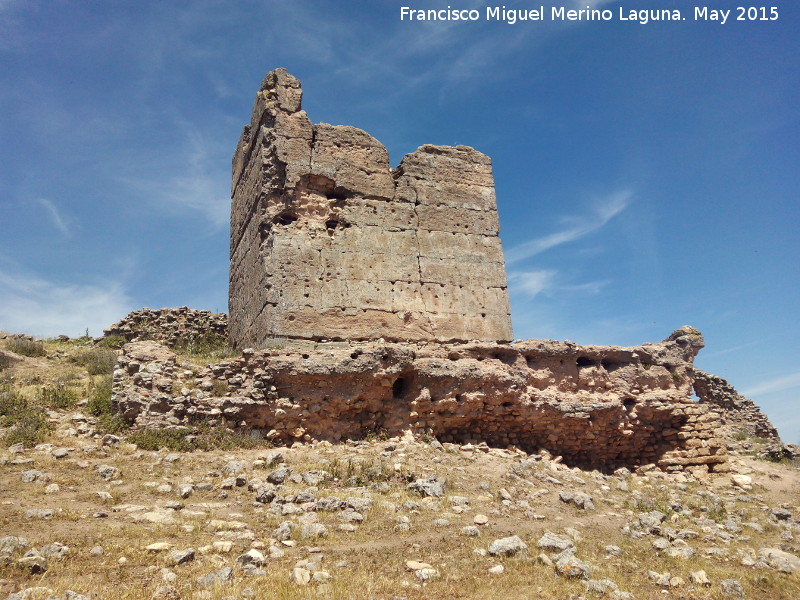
(103, 307, 228, 348)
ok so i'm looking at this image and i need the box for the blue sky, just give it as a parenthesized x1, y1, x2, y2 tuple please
(0, 1, 797, 441)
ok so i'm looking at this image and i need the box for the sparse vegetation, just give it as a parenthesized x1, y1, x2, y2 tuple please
(69, 347, 117, 375)
(36, 380, 79, 409)
(172, 332, 236, 360)
(0, 383, 53, 446)
(98, 335, 128, 349)
(128, 425, 270, 452)
(5, 336, 46, 357)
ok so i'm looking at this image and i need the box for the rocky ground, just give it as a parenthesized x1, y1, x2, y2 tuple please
(1, 335, 798, 600)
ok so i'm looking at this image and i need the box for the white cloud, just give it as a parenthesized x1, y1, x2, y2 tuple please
(508, 269, 609, 300)
(505, 190, 632, 264)
(36, 198, 73, 237)
(507, 270, 556, 298)
(0, 269, 133, 338)
(742, 372, 800, 397)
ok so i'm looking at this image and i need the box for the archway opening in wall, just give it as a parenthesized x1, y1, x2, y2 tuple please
(392, 377, 406, 399)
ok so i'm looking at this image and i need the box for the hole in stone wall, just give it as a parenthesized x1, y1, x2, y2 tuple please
(273, 212, 298, 226)
(392, 377, 406, 399)
(325, 219, 339, 231)
(623, 397, 636, 410)
(576, 357, 595, 368)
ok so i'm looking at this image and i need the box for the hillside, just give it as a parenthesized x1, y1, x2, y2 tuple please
(0, 333, 798, 600)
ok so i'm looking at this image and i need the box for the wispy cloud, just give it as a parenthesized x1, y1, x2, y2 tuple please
(36, 198, 73, 238)
(508, 269, 557, 298)
(0, 268, 133, 337)
(508, 269, 609, 300)
(120, 120, 229, 228)
(505, 190, 632, 264)
(742, 372, 800, 397)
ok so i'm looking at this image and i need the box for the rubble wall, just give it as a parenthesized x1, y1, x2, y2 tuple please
(229, 68, 513, 348)
(693, 370, 779, 440)
(113, 327, 727, 472)
(104, 307, 228, 348)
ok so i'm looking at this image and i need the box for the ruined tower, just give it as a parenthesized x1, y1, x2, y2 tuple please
(229, 69, 513, 348)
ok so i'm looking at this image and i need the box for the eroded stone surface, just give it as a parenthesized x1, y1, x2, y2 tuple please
(693, 370, 779, 440)
(113, 326, 727, 471)
(229, 68, 512, 347)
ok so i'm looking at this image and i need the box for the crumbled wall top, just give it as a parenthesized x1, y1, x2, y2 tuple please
(229, 68, 513, 348)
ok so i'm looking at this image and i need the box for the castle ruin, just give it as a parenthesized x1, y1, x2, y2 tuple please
(229, 69, 512, 348)
(111, 69, 738, 473)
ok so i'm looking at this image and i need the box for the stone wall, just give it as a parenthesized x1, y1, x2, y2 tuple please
(112, 326, 727, 473)
(229, 68, 513, 348)
(693, 370, 779, 440)
(104, 307, 228, 348)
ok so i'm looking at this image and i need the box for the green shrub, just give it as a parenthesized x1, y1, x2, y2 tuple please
(98, 335, 127, 350)
(128, 428, 194, 452)
(128, 425, 270, 452)
(37, 381, 79, 409)
(86, 375, 127, 434)
(86, 375, 113, 417)
(6, 337, 46, 357)
(70, 348, 117, 375)
(173, 332, 235, 360)
(0, 384, 52, 447)
(0, 352, 11, 371)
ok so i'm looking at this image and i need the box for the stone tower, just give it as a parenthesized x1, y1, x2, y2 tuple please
(229, 69, 513, 348)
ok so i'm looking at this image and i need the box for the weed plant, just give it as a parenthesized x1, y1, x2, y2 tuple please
(37, 380, 79, 409)
(5, 337, 46, 357)
(0, 383, 53, 446)
(70, 347, 117, 375)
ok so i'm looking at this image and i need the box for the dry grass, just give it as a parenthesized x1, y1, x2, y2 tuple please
(0, 345, 798, 600)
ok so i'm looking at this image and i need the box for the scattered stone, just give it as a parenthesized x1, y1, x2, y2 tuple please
(488, 535, 528, 557)
(170, 548, 195, 565)
(720, 579, 744, 599)
(152, 584, 181, 600)
(197, 567, 233, 587)
(488, 564, 505, 575)
(291, 567, 311, 585)
(461, 526, 481, 537)
(20, 469, 47, 483)
(237, 549, 266, 567)
(407, 475, 447, 497)
(17, 548, 47, 574)
(555, 553, 591, 579)
(97, 464, 120, 480)
(536, 532, 574, 553)
(23, 509, 54, 520)
(559, 490, 595, 510)
(473, 514, 489, 525)
(690, 570, 711, 586)
(267, 466, 291, 484)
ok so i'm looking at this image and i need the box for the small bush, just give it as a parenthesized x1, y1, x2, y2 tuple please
(173, 332, 235, 360)
(0, 352, 12, 371)
(37, 381, 79, 409)
(86, 375, 127, 434)
(86, 375, 113, 417)
(211, 379, 229, 396)
(98, 335, 127, 350)
(128, 426, 270, 452)
(0, 384, 53, 447)
(128, 428, 195, 452)
(70, 348, 117, 375)
(6, 337, 46, 357)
